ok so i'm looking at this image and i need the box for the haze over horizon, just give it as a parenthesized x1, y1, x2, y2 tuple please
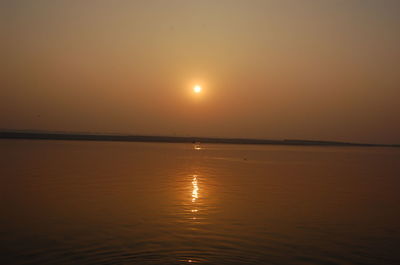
(2, 0, 400, 144)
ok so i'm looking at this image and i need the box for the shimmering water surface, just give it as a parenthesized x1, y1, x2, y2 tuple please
(1, 140, 400, 264)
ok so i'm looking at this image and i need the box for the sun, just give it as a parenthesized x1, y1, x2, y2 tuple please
(193, 85, 202, 93)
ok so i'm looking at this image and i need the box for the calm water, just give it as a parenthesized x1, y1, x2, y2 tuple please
(1, 140, 400, 265)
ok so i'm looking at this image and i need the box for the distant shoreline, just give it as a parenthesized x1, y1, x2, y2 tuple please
(0, 131, 399, 148)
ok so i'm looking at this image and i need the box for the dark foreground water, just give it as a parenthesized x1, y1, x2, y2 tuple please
(1, 140, 400, 265)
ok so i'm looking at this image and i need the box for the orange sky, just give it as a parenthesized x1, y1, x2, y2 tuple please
(1, 0, 400, 144)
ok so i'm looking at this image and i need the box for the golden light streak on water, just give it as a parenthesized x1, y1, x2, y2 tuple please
(192, 175, 198, 203)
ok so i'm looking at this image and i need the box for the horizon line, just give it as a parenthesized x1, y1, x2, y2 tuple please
(1, 130, 399, 148)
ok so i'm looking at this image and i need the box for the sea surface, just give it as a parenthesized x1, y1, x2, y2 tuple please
(1, 140, 400, 265)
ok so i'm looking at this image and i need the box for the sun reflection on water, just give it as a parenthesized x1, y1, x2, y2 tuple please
(194, 144, 201, 150)
(192, 175, 199, 203)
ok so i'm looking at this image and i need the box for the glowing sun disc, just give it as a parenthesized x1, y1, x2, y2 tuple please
(193, 85, 202, 93)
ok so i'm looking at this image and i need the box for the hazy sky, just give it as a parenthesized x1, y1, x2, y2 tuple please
(1, 0, 400, 144)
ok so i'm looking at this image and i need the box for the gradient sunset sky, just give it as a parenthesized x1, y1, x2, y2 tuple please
(2, 0, 400, 144)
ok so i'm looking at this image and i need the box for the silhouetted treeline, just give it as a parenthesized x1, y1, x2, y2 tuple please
(0, 131, 398, 147)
